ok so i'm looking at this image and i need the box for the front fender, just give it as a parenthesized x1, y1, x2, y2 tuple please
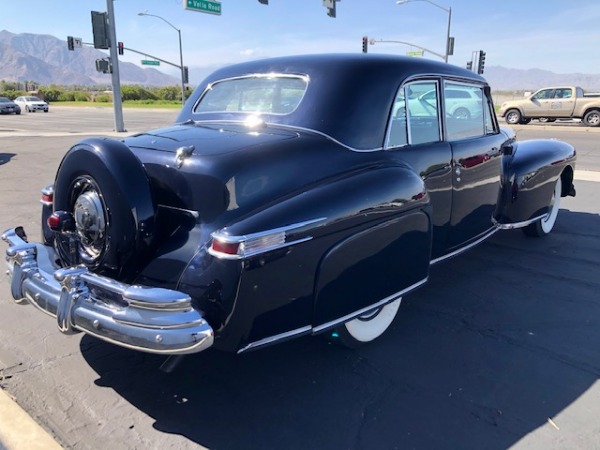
(495, 139, 576, 226)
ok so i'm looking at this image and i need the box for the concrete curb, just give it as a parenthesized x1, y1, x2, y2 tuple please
(0, 388, 62, 450)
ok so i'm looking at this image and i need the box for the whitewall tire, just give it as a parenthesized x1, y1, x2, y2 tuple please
(333, 297, 402, 348)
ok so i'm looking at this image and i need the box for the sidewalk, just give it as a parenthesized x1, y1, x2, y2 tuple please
(0, 389, 62, 450)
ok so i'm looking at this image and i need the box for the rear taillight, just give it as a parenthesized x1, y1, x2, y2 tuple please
(40, 185, 54, 206)
(207, 218, 325, 260)
(47, 211, 75, 232)
(210, 239, 241, 257)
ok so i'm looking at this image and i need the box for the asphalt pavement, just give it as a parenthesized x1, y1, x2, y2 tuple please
(0, 108, 599, 449)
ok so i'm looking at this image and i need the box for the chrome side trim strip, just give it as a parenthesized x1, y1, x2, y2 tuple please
(493, 214, 547, 230)
(209, 217, 326, 260)
(237, 325, 312, 354)
(238, 277, 430, 353)
(311, 277, 429, 334)
(430, 227, 498, 265)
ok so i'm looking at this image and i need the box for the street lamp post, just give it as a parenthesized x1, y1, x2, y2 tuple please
(138, 12, 186, 105)
(396, 0, 452, 63)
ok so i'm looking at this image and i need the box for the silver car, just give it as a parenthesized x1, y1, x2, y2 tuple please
(14, 95, 49, 113)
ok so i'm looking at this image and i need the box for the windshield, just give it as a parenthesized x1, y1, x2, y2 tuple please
(194, 75, 308, 115)
(26, 96, 42, 101)
(0, 97, 11, 102)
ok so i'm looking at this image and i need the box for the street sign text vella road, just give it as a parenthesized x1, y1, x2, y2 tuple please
(183, 0, 222, 15)
(142, 60, 160, 66)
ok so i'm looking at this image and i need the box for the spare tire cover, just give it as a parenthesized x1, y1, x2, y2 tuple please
(53, 138, 156, 280)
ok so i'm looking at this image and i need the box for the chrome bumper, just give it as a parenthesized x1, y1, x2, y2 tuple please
(2, 228, 214, 355)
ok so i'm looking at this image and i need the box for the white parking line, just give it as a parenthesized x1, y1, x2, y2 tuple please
(574, 170, 600, 182)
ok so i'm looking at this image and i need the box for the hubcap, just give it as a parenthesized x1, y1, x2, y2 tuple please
(72, 179, 107, 264)
(507, 111, 520, 124)
(588, 113, 600, 125)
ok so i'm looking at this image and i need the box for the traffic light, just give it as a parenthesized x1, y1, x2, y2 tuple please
(324, 0, 336, 17)
(95, 58, 111, 74)
(258, 0, 268, 3)
(362, 36, 368, 53)
(466, 61, 472, 71)
(477, 50, 486, 74)
(183, 66, 189, 84)
(67, 36, 74, 51)
(91, 11, 109, 49)
(118, 42, 124, 55)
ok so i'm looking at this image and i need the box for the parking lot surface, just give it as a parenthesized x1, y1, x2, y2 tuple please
(0, 108, 599, 449)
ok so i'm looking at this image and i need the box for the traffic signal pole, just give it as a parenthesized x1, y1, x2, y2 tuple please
(106, 0, 125, 132)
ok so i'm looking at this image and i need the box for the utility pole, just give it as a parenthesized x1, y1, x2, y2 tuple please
(106, 0, 125, 132)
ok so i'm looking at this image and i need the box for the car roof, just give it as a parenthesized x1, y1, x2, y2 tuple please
(180, 53, 487, 150)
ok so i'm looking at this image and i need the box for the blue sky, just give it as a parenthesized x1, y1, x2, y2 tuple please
(2, 0, 600, 83)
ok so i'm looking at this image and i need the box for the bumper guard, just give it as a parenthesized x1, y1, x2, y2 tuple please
(2, 228, 214, 355)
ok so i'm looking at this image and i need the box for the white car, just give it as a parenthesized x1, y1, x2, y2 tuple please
(14, 96, 49, 113)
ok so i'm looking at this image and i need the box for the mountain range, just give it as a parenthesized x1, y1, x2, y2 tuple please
(0, 30, 178, 86)
(1, 30, 599, 91)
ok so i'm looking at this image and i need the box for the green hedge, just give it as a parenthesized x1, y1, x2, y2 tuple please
(0, 83, 193, 102)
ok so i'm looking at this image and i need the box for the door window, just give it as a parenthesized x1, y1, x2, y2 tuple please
(444, 83, 486, 140)
(386, 81, 441, 148)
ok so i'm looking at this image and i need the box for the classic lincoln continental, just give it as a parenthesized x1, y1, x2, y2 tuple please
(3, 54, 576, 364)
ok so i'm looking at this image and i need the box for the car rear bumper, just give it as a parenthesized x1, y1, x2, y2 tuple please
(2, 227, 214, 355)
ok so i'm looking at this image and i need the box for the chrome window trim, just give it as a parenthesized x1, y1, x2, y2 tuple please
(192, 73, 310, 116)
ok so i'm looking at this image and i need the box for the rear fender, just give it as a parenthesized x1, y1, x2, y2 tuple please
(201, 164, 431, 352)
(495, 139, 576, 226)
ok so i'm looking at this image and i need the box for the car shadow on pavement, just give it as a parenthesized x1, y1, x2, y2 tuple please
(0, 153, 16, 165)
(80, 209, 600, 450)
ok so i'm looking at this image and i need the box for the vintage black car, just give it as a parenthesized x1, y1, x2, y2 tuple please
(3, 54, 576, 363)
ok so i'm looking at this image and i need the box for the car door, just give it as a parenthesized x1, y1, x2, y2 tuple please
(386, 79, 453, 260)
(546, 88, 575, 117)
(523, 88, 554, 116)
(443, 82, 505, 250)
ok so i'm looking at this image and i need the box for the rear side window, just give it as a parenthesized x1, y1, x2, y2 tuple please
(194, 75, 308, 115)
(387, 80, 441, 148)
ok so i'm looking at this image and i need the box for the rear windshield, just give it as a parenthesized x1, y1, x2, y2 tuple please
(194, 75, 308, 115)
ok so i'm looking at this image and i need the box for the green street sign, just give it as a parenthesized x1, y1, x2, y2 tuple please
(407, 50, 424, 57)
(183, 0, 222, 15)
(142, 60, 160, 66)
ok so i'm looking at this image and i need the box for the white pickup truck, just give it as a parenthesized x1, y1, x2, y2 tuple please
(498, 86, 600, 126)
